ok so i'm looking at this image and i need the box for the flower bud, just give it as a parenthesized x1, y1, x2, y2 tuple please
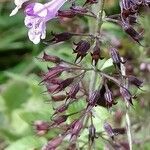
(42, 136, 63, 150)
(54, 77, 74, 93)
(66, 83, 80, 100)
(41, 52, 61, 63)
(83, 0, 98, 6)
(51, 94, 67, 102)
(41, 66, 67, 83)
(52, 115, 68, 125)
(112, 127, 126, 135)
(34, 120, 49, 135)
(46, 84, 60, 93)
(88, 90, 100, 106)
(120, 86, 133, 105)
(104, 122, 115, 139)
(128, 75, 143, 88)
(46, 77, 74, 94)
(120, 0, 138, 20)
(53, 104, 68, 116)
(70, 120, 83, 140)
(47, 78, 63, 85)
(91, 42, 103, 66)
(109, 47, 123, 69)
(57, 10, 76, 18)
(70, 4, 88, 14)
(122, 22, 143, 45)
(89, 124, 96, 143)
(104, 88, 114, 107)
(120, 0, 131, 11)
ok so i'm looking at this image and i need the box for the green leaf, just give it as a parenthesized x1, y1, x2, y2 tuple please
(93, 106, 110, 132)
(20, 111, 50, 124)
(67, 99, 86, 122)
(101, 58, 113, 70)
(1, 80, 30, 113)
(0, 129, 20, 142)
(5, 136, 46, 150)
(100, 58, 115, 73)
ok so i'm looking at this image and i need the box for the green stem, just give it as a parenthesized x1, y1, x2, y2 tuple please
(89, 0, 105, 94)
(120, 58, 132, 150)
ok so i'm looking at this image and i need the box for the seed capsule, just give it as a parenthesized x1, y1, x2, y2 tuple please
(91, 42, 103, 66)
(46, 32, 73, 44)
(73, 40, 90, 63)
(42, 136, 63, 150)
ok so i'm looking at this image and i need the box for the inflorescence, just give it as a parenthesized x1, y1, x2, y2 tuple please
(10, 0, 149, 149)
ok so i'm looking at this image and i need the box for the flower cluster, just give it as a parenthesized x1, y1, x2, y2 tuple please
(119, 0, 150, 45)
(10, 0, 148, 149)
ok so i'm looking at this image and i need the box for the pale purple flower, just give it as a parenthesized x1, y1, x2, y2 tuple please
(24, 0, 67, 44)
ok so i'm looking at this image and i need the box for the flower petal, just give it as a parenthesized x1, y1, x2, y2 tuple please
(25, 3, 48, 17)
(28, 29, 41, 44)
(10, 0, 29, 16)
(10, 7, 20, 16)
(45, 0, 67, 20)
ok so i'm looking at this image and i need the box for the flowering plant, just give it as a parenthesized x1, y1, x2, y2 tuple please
(9, 0, 150, 149)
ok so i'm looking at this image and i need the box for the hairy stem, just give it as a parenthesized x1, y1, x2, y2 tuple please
(121, 58, 132, 150)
